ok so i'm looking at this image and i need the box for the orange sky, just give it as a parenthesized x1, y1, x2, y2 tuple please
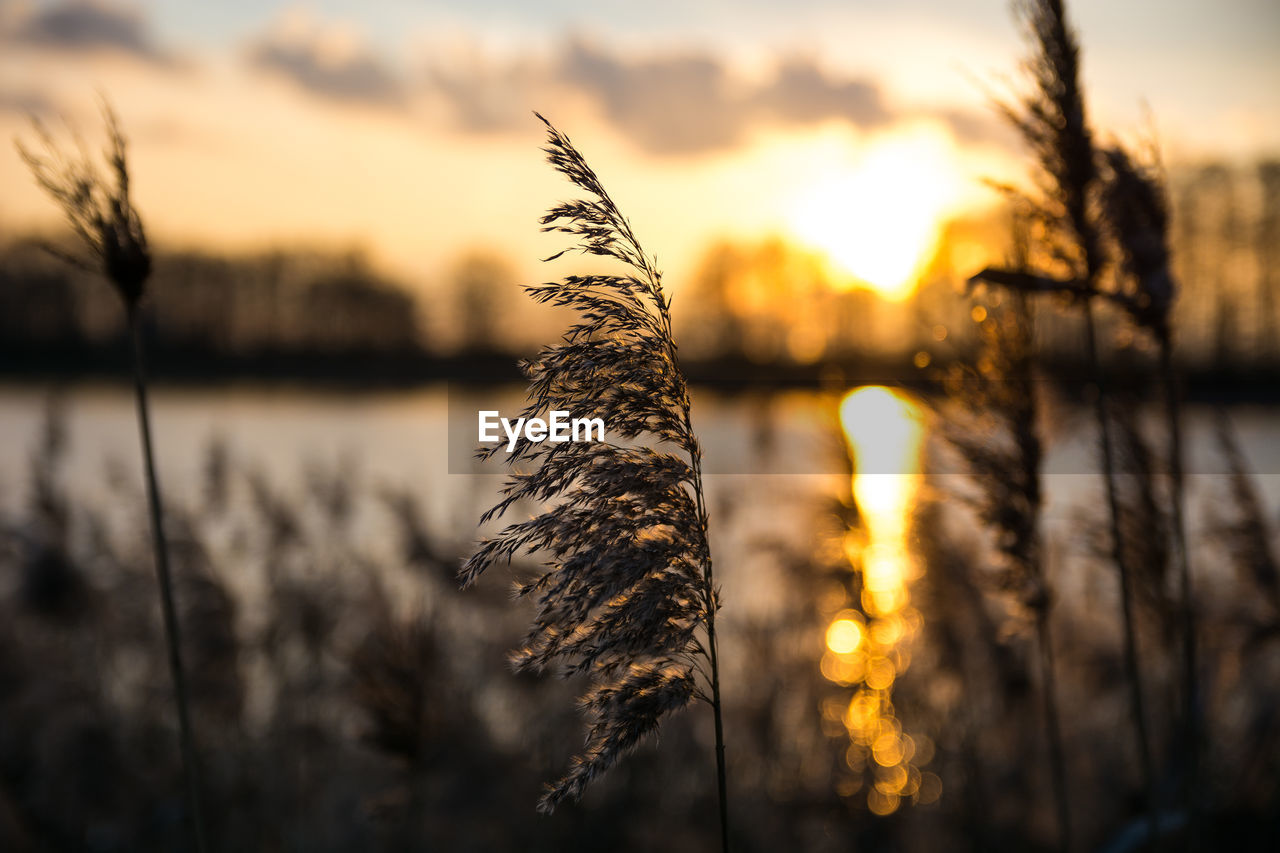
(1, 1, 1276, 299)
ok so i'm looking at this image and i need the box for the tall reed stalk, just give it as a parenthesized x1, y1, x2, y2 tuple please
(1161, 347, 1198, 829)
(945, 277, 1072, 851)
(1100, 145, 1201, 844)
(18, 103, 208, 853)
(970, 0, 1159, 839)
(462, 114, 728, 850)
(1081, 298, 1160, 843)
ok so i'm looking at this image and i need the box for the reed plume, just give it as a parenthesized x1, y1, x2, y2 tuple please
(1100, 145, 1202, 825)
(942, 280, 1072, 851)
(968, 0, 1160, 839)
(1098, 146, 1175, 339)
(461, 114, 728, 843)
(16, 102, 208, 852)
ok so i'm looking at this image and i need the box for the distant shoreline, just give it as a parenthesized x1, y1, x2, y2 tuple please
(3, 344, 1279, 404)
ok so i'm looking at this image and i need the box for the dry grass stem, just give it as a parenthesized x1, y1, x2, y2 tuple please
(17, 102, 208, 853)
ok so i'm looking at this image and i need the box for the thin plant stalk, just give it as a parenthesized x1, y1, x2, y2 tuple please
(18, 105, 208, 852)
(661, 291, 729, 853)
(689, 424, 729, 853)
(1099, 140, 1196, 843)
(1022, 295, 1074, 852)
(1158, 331, 1200, 846)
(949, 283, 1074, 850)
(129, 308, 209, 853)
(1082, 300, 1159, 843)
(710, 638, 728, 853)
(971, 1, 1162, 838)
(1011, 283, 1073, 853)
(661, 274, 729, 853)
(1035, 599, 1071, 852)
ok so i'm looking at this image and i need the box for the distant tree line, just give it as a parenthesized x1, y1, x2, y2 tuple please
(676, 160, 1280, 375)
(0, 242, 422, 359)
(1, 158, 1275, 383)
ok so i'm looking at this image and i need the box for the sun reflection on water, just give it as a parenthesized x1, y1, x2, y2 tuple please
(821, 386, 938, 814)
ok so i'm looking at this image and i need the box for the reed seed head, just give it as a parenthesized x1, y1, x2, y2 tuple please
(16, 101, 151, 308)
(1099, 145, 1175, 339)
(462, 114, 715, 814)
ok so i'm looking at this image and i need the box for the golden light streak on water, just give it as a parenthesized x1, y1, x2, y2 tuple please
(822, 385, 935, 812)
(825, 617, 864, 655)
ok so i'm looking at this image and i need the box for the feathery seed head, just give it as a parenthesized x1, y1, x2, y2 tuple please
(1099, 146, 1175, 338)
(16, 102, 151, 308)
(942, 292, 1045, 619)
(463, 114, 716, 814)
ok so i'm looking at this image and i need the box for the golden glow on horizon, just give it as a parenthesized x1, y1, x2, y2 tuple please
(786, 126, 967, 301)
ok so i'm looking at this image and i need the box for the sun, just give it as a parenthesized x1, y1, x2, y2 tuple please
(785, 125, 967, 301)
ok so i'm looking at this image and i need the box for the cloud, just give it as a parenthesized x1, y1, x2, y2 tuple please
(246, 14, 403, 107)
(0, 89, 56, 117)
(3, 0, 167, 62)
(235, 17, 1005, 154)
(433, 39, 1001, 155)
(754, 58, 889, 128)
(556, 40, 747, 154)
(426, 53, 541, 133)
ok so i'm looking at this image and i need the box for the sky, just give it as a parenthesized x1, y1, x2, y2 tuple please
(1, 0, 1277, 295)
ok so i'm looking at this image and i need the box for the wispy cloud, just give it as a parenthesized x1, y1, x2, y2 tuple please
(2, 4, 1004, 155)
(245, 11, 404, 107)
(0, 88, 56, 117)
(754, 58, 888, 128)
(2, 0, 168, 63)
(430, 38, 1003, 155)
(554, 40, 745, 153)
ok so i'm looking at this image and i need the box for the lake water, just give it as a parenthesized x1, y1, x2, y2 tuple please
(0, 384, 843, 618)
(1, 381, 1277, 612)
(3, 381, 1276, 492)
(3, 380, 1277, 822)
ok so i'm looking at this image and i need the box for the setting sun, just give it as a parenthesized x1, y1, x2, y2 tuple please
(786, 125, 968, 301)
